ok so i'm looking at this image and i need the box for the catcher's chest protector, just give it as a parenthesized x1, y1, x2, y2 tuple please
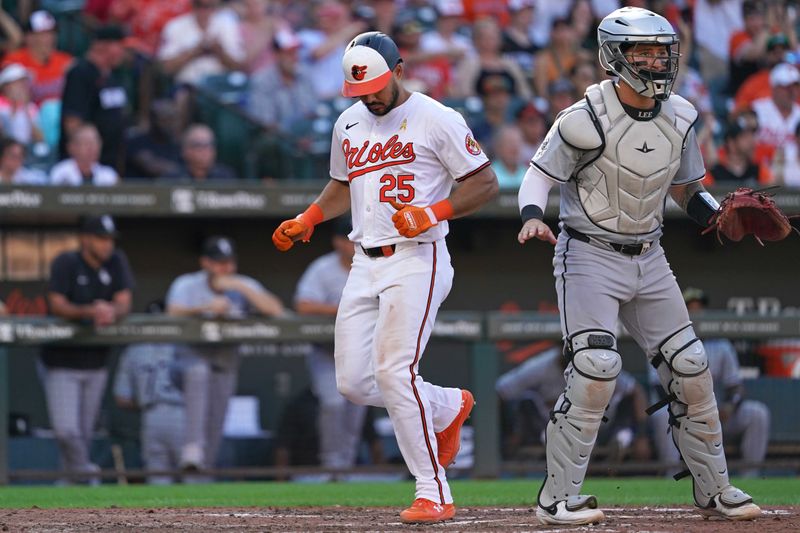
(578, 80, 697, 234)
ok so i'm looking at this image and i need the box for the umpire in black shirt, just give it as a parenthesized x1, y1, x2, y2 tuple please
(41, 214, 135, 480)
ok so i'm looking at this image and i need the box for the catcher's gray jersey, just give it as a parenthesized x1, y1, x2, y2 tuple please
(532, 80, 706, 245)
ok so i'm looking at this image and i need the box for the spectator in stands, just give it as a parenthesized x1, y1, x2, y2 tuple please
(41, 214, 135, 482)
(51, 125, 119, 186)
(0, 137, 47, 184)
(165, 124, 237, 181)
(293, 219, 368, 470)
(0, 63, 43, 144)
(166, 235, 285, 471)
(470, 73, 516, 147)
(693, 0, 746, 82)
(491, 125, 527, 190)
(157, 0, 245, 87)
(728, 0, 769, 95)
(569, 57, 601, 96)
(771, 120, 800, 187)
(735, 33, 792, 112)
(752, 63, 800, 165)
(649, 288, 770, 478)
(529, 0, 571, 49)
(0, 299, 6, 315)
(515, 101, 547, 167)
(502, 0, 537, 77)
(394, 15, 451, 100)
(2, 10, 72, 105)
(106, 0, 191, 58)
(533, 16, 590, 98)
(705, 116, 772, 186)
(297, 1, 366, 101)
(455, 17, 531, 99)
(247, 30, 315, 133)
(59, 25, 129, 172)
(546, 78, 577, 124)
(125, 99, 182, 179)
(238, 0, 289, 73)
(114, 301, 185, 485)
(419, 0, 474, 94)
(0, 7, 22, 56)
(496, 346, 650, 462)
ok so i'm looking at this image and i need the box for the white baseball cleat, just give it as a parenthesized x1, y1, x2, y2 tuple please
(536, 495, 605, 525)
(698, 486, 762, 521)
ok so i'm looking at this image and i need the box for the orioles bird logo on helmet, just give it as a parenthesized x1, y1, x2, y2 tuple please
(351, 65, 368, 81)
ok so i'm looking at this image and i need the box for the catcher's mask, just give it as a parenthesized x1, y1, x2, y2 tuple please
(598, 7, 680, 100)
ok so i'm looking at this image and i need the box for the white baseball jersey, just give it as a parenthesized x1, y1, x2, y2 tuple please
(330, 92, 489, 248)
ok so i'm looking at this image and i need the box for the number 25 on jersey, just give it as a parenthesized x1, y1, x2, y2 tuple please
(379, 173, 415, 203)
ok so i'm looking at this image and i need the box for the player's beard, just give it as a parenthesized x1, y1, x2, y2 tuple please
(366, 82, 400, 116)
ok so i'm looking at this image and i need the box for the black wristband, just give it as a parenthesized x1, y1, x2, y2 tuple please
(686, 191, 718, 228)
(521, 204, 544, 223)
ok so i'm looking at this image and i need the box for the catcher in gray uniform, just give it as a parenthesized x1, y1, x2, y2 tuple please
(517, 7, 761, 526)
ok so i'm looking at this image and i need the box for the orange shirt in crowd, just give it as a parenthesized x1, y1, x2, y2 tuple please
(462, 0, 509, 26)
(729, 30, 752, 60)
(109, 0, 191, 57)
(1, 48, 73, 104)
(734, 69, 771, 111)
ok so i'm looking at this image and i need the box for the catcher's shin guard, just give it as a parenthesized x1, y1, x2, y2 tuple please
(537, 330, 621, 509)
(648, 326, 731, 507)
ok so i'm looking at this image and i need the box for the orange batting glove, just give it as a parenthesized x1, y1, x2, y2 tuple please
(272, 204, 324, 252)
(389, 199, 454, 238)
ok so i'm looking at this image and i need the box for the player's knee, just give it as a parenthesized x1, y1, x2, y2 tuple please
(658, 327, 712, 406)
(743, 400, 770, 430)
(568, 330, 622, 380)
(335, 374, 368, 404)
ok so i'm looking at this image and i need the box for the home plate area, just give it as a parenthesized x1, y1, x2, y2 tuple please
(0, 506, 796, 532)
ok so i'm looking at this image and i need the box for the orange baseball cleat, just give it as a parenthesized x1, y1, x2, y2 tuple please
(399, 498, 455, 524)
(436, 389, 475, 468)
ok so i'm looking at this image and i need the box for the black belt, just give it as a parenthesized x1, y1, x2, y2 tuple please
(361, 244, 398, 258)
(565, 226, 652, 256)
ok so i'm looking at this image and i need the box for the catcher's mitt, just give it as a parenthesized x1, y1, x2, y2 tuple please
(702, 187, 799, 245)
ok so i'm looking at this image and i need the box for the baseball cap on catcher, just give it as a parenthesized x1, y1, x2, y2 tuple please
(341, 31, 402, 97)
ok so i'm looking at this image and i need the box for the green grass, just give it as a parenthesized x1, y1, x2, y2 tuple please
(0, 478, 796, 509)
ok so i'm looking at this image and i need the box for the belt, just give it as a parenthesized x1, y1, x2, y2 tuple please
(564, 226, 653, 256)
(360, 241, 421, 258)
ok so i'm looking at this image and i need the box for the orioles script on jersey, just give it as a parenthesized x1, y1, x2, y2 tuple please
(343, 134, 416, 181)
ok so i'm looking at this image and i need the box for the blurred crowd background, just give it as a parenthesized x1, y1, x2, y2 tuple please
(0, 0, 799, 189)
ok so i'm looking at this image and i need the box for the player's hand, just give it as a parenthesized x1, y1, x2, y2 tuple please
(92, 300, 116, 327)
(389, 200, 437, 238)
(272, 217, 313, 252)
(518, 219, 556, 245)
(206, 296, 231, 316)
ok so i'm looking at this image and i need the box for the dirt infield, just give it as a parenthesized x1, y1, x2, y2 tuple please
(0, 505, 795, 532)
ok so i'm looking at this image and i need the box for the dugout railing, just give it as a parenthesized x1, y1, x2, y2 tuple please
(0, 312, 798, 485)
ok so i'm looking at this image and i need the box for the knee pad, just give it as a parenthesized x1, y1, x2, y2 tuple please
(538, 330, 621, 508)
(649, 326, 730, 507)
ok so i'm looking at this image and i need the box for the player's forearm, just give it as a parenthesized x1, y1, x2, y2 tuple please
(112, 291, 132, 319)
(48, 299, 94, 321)
(518, 165, 555, 222)
(310, 179, 352, 222)
(447, 166, 499, 218)
(670, 181, 719, 228)
(240, 286, 286, 317)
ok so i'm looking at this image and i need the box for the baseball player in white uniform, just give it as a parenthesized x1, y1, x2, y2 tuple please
(272, 31, 498, 524)
(517, 7, 761, 526)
